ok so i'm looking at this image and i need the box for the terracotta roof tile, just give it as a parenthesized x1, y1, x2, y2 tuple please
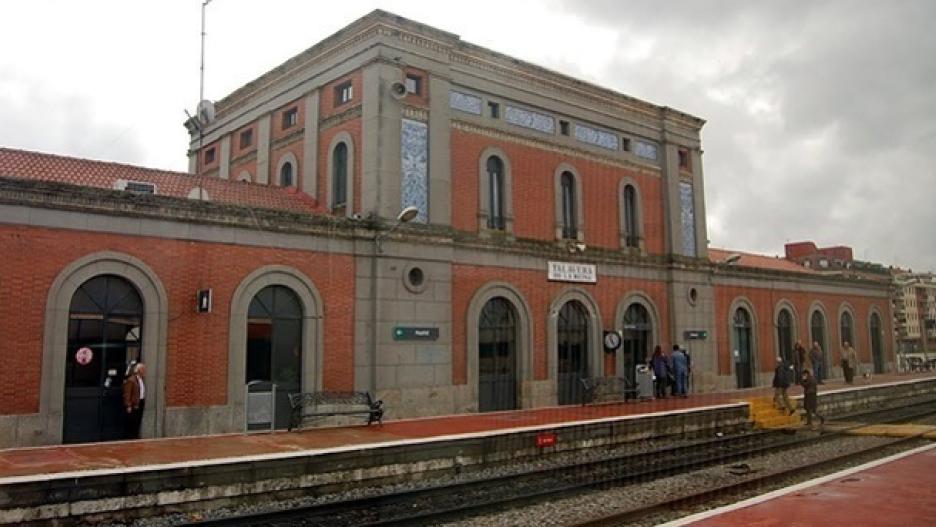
(709, 248, 815, 274)
(0, 147, 316, 214)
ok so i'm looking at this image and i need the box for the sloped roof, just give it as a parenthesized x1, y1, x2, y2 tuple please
(0, 147, 316, 214)
(709, 248, 816, 274)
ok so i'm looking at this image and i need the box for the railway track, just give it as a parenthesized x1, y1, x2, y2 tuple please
(183, 397, 936, 527)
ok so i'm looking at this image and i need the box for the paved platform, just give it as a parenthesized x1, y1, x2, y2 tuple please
(669, 442, 936, 526)
(0, 372, 932, 482)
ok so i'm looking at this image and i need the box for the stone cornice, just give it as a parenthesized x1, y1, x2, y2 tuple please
(211, 10, 705, 133)
(0, 178, 886, 296)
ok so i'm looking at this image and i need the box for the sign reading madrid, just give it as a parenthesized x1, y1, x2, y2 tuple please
(547, 261, 597, 283)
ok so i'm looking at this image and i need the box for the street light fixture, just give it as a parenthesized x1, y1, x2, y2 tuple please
(375, 206, 419, 253)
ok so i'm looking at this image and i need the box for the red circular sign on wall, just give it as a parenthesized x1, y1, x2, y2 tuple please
(75, 347, 93, 366)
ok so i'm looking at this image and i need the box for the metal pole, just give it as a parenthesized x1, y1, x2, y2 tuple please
(197, 0, 212, 177)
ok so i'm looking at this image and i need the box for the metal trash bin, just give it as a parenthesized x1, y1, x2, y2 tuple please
(246, 380, 277, 431)
(635, 365, 654, 400)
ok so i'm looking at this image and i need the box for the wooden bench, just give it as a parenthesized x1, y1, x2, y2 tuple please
(288, 391, 384, 431)
(580, 376, 638, 405)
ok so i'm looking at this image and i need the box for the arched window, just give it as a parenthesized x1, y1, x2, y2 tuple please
(332, 142, 348, 208)
(557, 300, 589, 405)
(247, 285, 303, 430)
(487, 156, 505, 230)
(561, 171, 577, 240)
(840, 310, 854, 346)
(733, 307, 754, 388)
(280, 162, 294, 187)
(777, 309, 793, 363)
(623, 184, 639, 248)
(478, 297, 517, 411)
(65, 275, 143, 443)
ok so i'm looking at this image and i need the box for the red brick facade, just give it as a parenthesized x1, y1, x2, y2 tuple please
(0, 224, 356, 415)
(714, 285, 890, 376)
(451, 129, 665, 252)
(451, 264, 671, 384)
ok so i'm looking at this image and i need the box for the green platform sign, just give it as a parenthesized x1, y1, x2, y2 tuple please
(393, 327, 439, 341)
(683, 330, 708, 340)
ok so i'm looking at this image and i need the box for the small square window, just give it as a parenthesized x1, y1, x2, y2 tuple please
(621, 138, 631, 152)
(559, 120, 570, 136)
(204, 147, 216, 164)
(488, 101, 500, 118)
(239, 129, 253, 149)
(335, 81, 353, 106)
(678, 149, 690, 170)
(404, 74, 422, 95)
(282, 107, 298, 130)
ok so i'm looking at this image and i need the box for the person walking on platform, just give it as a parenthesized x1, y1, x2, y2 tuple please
(650, 345, 670, 399)
(671, 345, 689, 397)
(793, 340, 807, 385)
(801, 368, 825, 429)
(841, 341, 858, 384)
(122, 362, 146, 440)
(810, 341, 825, 384)
(773, 355, 795, 415)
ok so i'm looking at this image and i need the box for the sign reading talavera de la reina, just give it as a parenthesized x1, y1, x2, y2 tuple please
(547, 261, 597, 283)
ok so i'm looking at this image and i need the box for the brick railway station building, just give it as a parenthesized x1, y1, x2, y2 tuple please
(0, 11, 892, 447)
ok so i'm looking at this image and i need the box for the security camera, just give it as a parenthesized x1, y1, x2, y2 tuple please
(389, 81, 407, 99)
(351, 213, 363, 221)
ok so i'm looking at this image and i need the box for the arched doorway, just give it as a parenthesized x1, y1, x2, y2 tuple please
(811, 310, 829, 376)
(478, 297, 518, 412)
(622, 303, 651, 387)
(777, 309, 794, 364)
(247, 285, 303, 429)
(64, 275, 143, 443)
(557, 300, 589, 405)
(733, 307, 755, 388)
(871, 313, 885, 374)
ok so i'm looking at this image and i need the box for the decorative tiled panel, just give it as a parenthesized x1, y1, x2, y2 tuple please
(634, 140, 658, 160)
(401, 119, 429, 223)
(574, 124, 618, 151)
(680, 181, 696, 257)
(504, 105, 555, 134)
(449, 91, 482, 115)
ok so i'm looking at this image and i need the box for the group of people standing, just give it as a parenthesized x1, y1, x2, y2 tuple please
(649, 344, 691, 398)
(772, 340, 862, 429)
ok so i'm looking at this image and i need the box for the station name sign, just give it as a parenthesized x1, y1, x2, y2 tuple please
(547, 261, 597, 283)
(393, 327, 439, 341)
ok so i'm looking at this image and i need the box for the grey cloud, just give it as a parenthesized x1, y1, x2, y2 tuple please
(0, 70, 145, 163)
(555, 0, 936, 270)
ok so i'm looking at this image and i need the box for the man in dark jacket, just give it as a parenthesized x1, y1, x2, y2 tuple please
(793, 340, 807, 385)
(772, 355, 795, 414)
(801, 368, 825, 429)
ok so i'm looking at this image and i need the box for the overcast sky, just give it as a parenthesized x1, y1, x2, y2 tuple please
(1, 1, 933, 271)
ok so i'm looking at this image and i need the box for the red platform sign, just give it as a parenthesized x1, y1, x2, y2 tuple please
(536, 432, 557, 448)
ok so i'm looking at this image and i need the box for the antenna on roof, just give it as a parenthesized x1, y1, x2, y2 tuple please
(192, 0, 214, 179)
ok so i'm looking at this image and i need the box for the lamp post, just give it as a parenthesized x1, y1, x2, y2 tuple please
(370, 206, 420, 394)
(375, 206, 419, 253)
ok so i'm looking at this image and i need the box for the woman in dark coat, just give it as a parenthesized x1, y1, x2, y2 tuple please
(650, 345, 670, 399)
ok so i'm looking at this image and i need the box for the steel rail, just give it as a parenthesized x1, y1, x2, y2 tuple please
(183, 397, 936, 527)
